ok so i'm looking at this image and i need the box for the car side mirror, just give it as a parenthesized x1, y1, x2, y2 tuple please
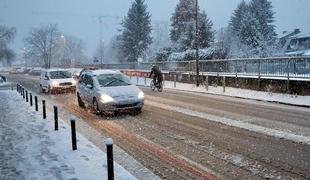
(86, 84, 93, 89)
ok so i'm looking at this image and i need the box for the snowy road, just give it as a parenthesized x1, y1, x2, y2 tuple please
(6, 74, 310, 179)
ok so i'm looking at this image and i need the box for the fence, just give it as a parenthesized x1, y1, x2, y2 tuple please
(87, 56, 310, 79)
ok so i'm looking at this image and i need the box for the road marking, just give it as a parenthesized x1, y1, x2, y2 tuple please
(146, 101, 310, 145)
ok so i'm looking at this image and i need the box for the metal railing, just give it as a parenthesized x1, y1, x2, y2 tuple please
(95, 56, 310, 79)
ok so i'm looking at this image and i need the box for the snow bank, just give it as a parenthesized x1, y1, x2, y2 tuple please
(0, 90, 137, 180)
(131, 77, 310, 107)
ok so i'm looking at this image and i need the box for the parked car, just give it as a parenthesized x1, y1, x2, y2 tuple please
(40, 69, 76, 94)
(77, 69, 144, 114)
(28, 68, 42, 76)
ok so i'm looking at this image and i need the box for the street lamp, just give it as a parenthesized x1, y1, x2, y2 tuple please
(60, 35, 67, 67)
(100, 39, 104, 69)
(195, 0, 200, 87)
(22, 47, 28, 69)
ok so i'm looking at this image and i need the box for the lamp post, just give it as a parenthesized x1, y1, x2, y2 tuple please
(22, 47, 28, 69)
(100, 39, 104, 69)
(60, 35, 66, 67)
(195, 0, 200, 87)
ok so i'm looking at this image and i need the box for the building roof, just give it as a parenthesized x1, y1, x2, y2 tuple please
(290, 32, 310, 39)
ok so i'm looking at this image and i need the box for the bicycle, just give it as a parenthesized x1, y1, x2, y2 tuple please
(150, 79, 163, 92)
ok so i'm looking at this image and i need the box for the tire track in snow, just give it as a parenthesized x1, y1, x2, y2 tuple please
(146, 101, 310, 145)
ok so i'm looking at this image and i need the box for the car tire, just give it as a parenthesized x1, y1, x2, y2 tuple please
(133, 107, 142, 115)
(40, 84, 46, 93)
(93, 98, 101, 115)
(77, 93, 85, 108)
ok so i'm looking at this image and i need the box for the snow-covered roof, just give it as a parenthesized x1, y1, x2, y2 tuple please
(279, 31, 295, 39)
(285, 49, 310, 56)
(303, 49, 310, 56)
(290, 32, 310, 39)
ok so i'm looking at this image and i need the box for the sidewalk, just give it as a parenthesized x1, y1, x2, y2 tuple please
(0, 90, 138, 180)
(130, 76, 310, 107)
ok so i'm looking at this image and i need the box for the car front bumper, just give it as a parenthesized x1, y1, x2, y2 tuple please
(98, 100, 144, 112)
(50, 85, 76, 92)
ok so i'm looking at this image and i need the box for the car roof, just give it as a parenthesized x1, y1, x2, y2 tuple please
(42, 68, 69, 72)
(82, 69, 121, 76)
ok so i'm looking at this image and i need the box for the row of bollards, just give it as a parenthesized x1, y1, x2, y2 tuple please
(16, 83, 114, 180)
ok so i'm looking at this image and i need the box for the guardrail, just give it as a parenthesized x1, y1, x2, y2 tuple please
(89, 56, 310, 79)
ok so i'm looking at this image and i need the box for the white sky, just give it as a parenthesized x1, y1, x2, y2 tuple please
(1, 0, 310, 56)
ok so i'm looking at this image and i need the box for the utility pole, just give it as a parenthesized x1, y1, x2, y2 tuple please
(195, 0, 200, 87)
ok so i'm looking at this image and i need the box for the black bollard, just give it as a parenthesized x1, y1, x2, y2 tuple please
(70, 116, 77, 150)
(54, 106, 58, 131)
(22, 88, 25, 99)
(29, 93, 33, 106)
(105, 138, 114, 180)
(35, 96, 38, 111)
(42, 100, 46, 119)
(26, 90, 28, 102)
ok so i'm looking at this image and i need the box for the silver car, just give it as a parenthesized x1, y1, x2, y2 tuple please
(77, 69, 144, 114)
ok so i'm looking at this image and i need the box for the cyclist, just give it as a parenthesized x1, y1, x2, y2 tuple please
(149, 65, 163, 87)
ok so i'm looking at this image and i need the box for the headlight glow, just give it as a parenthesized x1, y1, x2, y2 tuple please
(100, 94, 114, 103)
(51, 81, 59, 86)
(138, 91, 144, 99)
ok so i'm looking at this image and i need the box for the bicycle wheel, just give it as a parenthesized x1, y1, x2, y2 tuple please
(150, 80, 156, 91)
(157, 81, 163, 92)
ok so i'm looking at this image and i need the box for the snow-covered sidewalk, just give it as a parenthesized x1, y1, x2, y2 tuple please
(0, 90, 136, 180)
(130, 76, 310, 107)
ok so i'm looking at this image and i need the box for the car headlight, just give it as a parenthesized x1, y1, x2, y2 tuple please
(138, 91, 144, 99)
(101, 94, 114, 103)
(71, 80, 77, 85)
(51, 81, 59, 86)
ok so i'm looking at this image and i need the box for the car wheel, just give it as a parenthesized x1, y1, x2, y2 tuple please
(93, 98, 101, 115)
(132, 107, 142, 115)
(77, 93, 85, 108)
(40, 84, 45, 93)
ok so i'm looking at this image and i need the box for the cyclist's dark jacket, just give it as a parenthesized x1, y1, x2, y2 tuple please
(149, 66, 163, 83)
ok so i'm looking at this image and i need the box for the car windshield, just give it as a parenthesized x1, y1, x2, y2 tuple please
(97, 73, 131, 87)
(50, 71, 72, 79)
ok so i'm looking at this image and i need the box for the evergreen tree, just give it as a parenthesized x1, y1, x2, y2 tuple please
(250, 0, 277, 56)
(199, 11, 214, 49)
(170, 0, 214, 52)
(229, 0, 249, 36)
(119, 0, 152, 62)
(229, 0, 277, 57)
(170, 0, 196, 51)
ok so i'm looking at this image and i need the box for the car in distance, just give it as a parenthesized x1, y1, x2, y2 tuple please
(40, 69, 76, 94)
(77, 69, 144, 114)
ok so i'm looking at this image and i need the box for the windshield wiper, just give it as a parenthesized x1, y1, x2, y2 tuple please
(103, 77, 131, 87)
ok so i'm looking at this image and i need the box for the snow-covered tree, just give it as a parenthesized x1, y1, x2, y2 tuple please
(119, 0, 152, 62)
(170, 0, 196, 51)
(0, 25, 16, 66)
(250, 0, 277, 56)
(24, 24, 60, 69)
(170, 0, 214, 52)
(229, 0, 277, 58)
(199, 11, 214, 49)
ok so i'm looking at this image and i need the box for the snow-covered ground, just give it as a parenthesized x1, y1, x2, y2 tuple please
(130, 76, 310, 107)
(0, 90, 138, 180)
